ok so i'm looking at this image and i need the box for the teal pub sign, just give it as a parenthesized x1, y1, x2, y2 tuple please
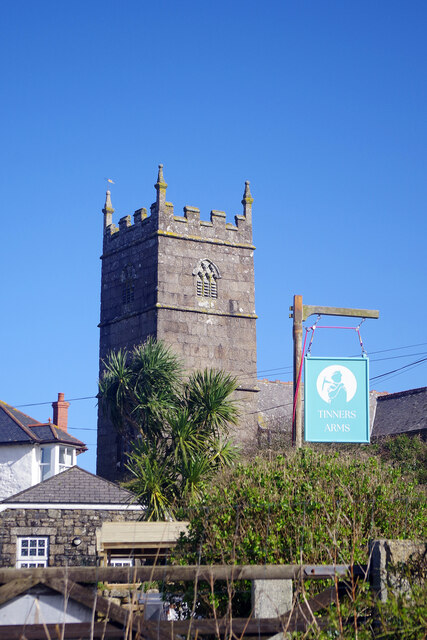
(304, 356, 370, 443)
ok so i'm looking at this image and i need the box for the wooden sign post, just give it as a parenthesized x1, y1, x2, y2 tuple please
(290, 295, 379, 448)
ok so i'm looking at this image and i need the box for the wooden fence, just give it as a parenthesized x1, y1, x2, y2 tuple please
(0, 563, 369, 639)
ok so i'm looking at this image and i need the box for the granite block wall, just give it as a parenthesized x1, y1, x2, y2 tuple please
(0, 508, 140, 568)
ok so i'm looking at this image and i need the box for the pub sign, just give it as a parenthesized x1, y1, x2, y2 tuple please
(304, 356, 370, 443)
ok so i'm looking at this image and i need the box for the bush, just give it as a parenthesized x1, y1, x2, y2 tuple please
(176, 449, 426, 568)
(171, 449, 426, 620)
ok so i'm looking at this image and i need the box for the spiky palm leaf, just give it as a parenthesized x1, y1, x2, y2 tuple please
(209, 438, 239, 469)
(99, 337, 183, 437)
(99, 349, 136, 433)
(181, 455, 215, 502)
(99, 340, 241, 520)
(167, 408, 205, 465)
(125, 440, 177, 520)
(186, 369, 239, 437)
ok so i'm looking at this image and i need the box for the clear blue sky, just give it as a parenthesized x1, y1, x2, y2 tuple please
(1, 1, 426, 474)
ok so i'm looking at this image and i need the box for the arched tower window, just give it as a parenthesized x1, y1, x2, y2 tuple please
(121, 265, 135, 305)
(193, 259, 221, 299)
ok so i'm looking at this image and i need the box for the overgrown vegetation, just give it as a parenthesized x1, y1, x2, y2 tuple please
(170, 447, 426, 624)
(176, 448, 426, 567)
(303, 436, 427, 485)
(375, 434, 427, 485)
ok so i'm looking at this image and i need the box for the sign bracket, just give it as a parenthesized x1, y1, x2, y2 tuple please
(289, 295, 379, 448)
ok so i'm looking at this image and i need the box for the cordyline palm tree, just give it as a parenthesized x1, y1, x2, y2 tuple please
(99, 338, 240, 519)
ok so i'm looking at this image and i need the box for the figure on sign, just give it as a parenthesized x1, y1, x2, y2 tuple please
(323, 370, 347, 404)
(316, 365, 357, 404)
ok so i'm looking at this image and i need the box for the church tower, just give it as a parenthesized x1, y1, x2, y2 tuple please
(97, 166, 258, 480)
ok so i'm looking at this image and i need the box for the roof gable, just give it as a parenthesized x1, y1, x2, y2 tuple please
(0, 402, 39, 443)
(0, 400, 86, 449)
(2, 466, 137, 505)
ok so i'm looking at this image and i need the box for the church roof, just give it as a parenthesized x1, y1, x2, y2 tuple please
(371, 386, 427, 438)
(1, 466, 137, 505)
(0, 400, 86, 451)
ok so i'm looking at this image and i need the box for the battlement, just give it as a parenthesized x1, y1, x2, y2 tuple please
(102, 165, 254, 251)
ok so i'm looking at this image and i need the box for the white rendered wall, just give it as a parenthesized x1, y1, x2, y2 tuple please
(0, 592, 93, 624)
(0, 445, 39, 500)
(0, 444, 78, 500)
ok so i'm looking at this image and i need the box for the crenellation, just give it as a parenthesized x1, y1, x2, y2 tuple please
(165, 201, 174, 216)
(183, 205, 200, 224)
(210, 210, 227, 232)
(101, 166, 253, 252)
(105, 223, 119, 238)
(119, 215, 132, 230)
(234, 214, 246, 228)
(133, 207, 147, 224)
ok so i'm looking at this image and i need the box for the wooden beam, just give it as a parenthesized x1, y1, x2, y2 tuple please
(0, 622, 126, 639)
(0, 563, 364, 584)
(0, 576, 40, 605)
(302, 305, 379, 322)
(43, 577, 172, 640)
(43, 576, 137, 630)
(145, 615, 331, 636)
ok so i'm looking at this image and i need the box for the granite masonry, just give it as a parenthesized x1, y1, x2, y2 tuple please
(0, 467, 142, 568)
(97, 166, 258, 480)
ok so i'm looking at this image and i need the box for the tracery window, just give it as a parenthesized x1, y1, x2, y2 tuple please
(121, 265, 135, 305)
(193, 260, 220, 299)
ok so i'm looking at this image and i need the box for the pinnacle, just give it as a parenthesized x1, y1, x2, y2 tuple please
(242, 180, 254, 205)
(155, 163, 167, 190)
(103, 189, 114, 213)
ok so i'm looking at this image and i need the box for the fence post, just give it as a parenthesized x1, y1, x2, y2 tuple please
(252, 578, 293, 624)
(369, 539, 426, 602)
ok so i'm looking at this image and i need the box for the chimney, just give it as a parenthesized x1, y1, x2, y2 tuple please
(52, 392, 70, 432)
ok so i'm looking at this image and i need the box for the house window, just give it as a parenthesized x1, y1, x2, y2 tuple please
(121, 265, 135, 305)
(17, 537, 49, 568)
(109, 557, 134, 567)
(59, 446, 75, 472)
(40, 447, 52, 481)
(193, 260, 220, 299)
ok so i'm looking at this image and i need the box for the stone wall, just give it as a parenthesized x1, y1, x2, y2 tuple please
(0, 508, 140, 568)
(97, 167, 258, 479)
(369, 538, 426, 602)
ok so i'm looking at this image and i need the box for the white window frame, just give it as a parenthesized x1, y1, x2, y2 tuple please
(17, 536, 49, 568)
(109, 557, 134, 567)
(40, 446, 53, 482)
(58, 446, 75, 473)
(39, 445, 76, 481)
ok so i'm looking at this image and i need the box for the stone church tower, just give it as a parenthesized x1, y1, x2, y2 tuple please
(97, 165, 257, 480)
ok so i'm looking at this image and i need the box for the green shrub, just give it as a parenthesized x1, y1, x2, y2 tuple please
(176, 449, 426, 567)
(171, 449, 426, 620)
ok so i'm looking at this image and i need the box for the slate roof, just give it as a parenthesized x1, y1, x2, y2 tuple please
(256, 381, 415, 437)
(371, 386, 427, 438)
(2, 466, 137, 505)
(0, 400, 86, 450)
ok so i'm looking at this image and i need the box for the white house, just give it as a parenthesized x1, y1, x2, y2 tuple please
(0, 393, 86, 500)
